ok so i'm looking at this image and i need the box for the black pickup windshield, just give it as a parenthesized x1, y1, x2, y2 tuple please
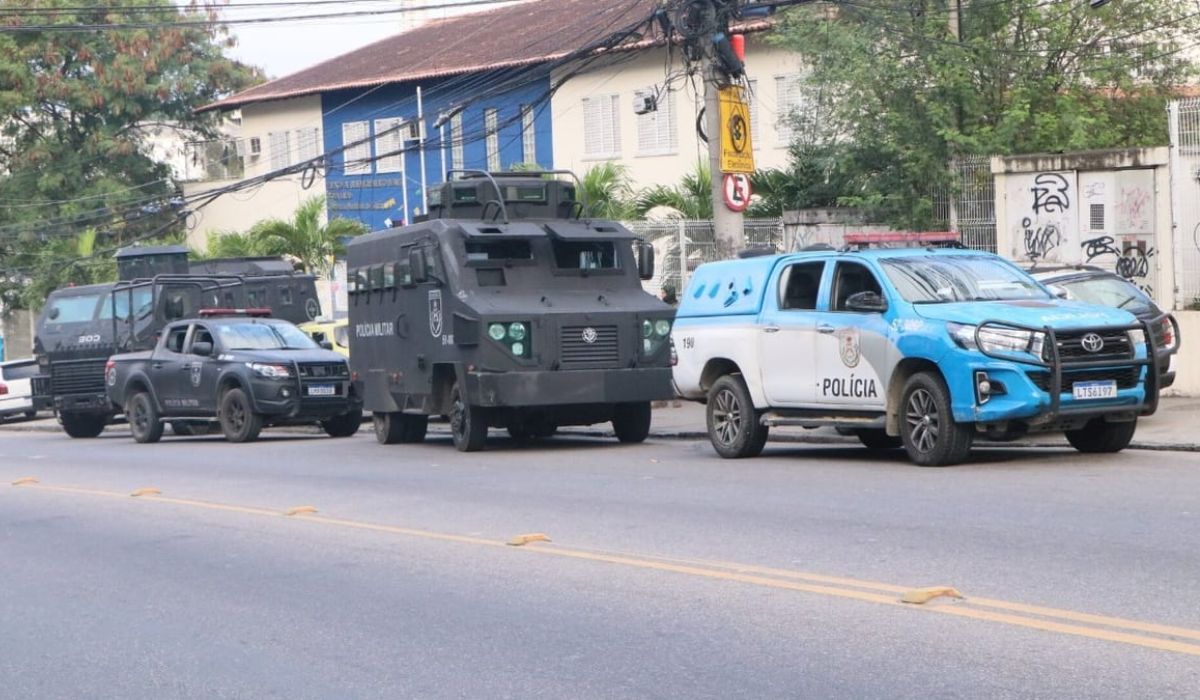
(216, 322, 317, 350)
(882, 255, 1049, 303)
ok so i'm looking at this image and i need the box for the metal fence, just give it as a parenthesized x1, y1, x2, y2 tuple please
(623, 219, 784, 294)
(932, 155, 997, 252)
(1169, 98, 1200, 310)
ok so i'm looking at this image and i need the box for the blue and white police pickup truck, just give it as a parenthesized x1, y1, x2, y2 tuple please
(672, 248, 1160, 466)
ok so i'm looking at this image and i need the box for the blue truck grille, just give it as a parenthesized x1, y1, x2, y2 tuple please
(1051, 330, 1133, 363)
(1027, 367, 1140, 393)
(560, 325, 620, 366)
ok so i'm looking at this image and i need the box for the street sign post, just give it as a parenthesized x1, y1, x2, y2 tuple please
(718, 85, 754, 174)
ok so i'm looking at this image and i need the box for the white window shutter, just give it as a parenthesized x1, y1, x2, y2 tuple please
(341, 121, 371, 175)
(374, 117, 404, 174)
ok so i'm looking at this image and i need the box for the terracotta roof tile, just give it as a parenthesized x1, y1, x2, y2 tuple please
(200, 0, 663, 112)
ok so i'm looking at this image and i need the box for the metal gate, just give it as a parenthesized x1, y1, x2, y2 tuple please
(623, 219, 783, 294)
(1169, 98, 1200, 310)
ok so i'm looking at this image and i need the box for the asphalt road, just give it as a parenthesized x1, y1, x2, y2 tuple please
(3, 425, 1200, 698)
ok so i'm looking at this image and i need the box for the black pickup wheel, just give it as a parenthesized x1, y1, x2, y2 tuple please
(126, 392, 164, 444)
(321, 408, 363, 438)
(219, 388, 263, 443)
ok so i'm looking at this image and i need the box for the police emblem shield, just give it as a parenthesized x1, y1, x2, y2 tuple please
(428, 289, 443, 337)
(836, 327, 861, 368)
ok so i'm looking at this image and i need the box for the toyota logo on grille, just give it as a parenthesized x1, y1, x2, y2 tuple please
(1080, 333, 1105, 353)
(581, 327, 598, 344)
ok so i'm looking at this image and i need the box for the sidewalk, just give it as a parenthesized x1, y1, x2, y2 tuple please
(3, 398, 1197, 451)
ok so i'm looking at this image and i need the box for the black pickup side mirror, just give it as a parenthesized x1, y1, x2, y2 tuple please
(637, 242, 655, 281)
(845, 291, 888, 313)
(192, 341, 213, 357)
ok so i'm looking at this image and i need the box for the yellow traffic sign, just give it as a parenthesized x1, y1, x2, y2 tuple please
(719, 85, 754, 174)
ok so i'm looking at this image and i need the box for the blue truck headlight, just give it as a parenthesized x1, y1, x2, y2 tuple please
(1128, 328, 1146, 350)
(948, 322, 1044, 356)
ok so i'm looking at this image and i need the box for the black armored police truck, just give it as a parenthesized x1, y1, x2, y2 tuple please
(32, 245, 322, 438)
(346, 170, 675, 451)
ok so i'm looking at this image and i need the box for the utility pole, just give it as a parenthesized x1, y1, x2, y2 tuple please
(705, 67, 743, 259)
(947, 0, 963, 238)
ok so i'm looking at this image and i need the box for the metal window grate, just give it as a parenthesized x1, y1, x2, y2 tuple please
(1090, 203, 1105, 230)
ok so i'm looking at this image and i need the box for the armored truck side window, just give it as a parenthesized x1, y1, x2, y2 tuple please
(465, 239, 533, 262)
(779, 262, 823, 310)
(831, 262, 884, 312)
(553, 240, 619, 271)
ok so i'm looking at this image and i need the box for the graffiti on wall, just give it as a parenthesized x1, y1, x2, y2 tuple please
(1081, 235, 1156, 295)
(1021, 218, 1061, 261)
(1116, 186, 1152, 232)
(1008, 171, 1076, 263)
(1031, 173, 1071, 214)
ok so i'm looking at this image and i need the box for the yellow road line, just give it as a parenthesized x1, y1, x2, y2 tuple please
(12, 480, 1200, 657)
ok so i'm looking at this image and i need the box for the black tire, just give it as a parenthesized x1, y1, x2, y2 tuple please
(705, 374, 769, 459)
(24, 410, 37, 419)
(1065, 417, 1137, 454)
(374, 412, 428, 444)
(219, 388, 263, 443)
(899, 372, 974, 467)
(126, 392, 164, 444)
(321, 408, 363, 438)
(60, 411, 107, 439)
(856, 428, 902, 450)
(612, 401, 652, 444)
(449, 383, 488, 452)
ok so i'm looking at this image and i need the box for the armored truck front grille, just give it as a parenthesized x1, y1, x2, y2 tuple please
(49, 359, 108, 395)
(1051, 330, 1132, 363)
(560, 325, 620, 366)
(1027, 367, 1141, 393)
(297, 362, 349, 379)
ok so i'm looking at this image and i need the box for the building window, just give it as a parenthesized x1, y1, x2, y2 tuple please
(775, 75, 807, 145)
(374, 117, 405, 174)
(451, 113, 464, 170)
(520, 104, 536, 164)
(583, 94, 620, 159)
(341, 120, 371, 175)
(294, 127, 320, 163)
(746, 79, 759, 147)
(485, 108, 500, 171)
(636, 88, 677, 156)
(268, 130, 291, 170)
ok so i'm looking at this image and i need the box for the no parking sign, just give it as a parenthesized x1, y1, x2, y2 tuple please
(722, 173, 752, 213)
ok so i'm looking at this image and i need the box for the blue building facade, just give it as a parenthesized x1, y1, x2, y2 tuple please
(321, 70, 554, 232)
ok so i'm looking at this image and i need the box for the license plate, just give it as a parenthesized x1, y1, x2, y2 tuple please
(1072, 380, 1117, 400)
(306, 384, 336, 397)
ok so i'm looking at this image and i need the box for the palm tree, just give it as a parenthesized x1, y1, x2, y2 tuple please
(247, 196, 368, 277)
(202, 230, 276, 259)
(580, 162, 636, 219)
(634, 163, 713, 220)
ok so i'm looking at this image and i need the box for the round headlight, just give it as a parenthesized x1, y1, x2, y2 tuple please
(511, 341, 525, 356)
(654, 319, 671, 337)
(508, 322, 527, 341)
(642, 319, 653, 338)
(488, 323, 507, 341)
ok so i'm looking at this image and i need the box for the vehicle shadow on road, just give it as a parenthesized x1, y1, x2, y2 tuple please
(755, 444, 1086, 468)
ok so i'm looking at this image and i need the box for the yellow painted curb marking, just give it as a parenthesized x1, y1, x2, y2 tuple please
(507, 533, 551, 546)
(11, 476, 38, 486)
(284, 505, 318, 516)
(13, 479, 1200, 657)
(901, 586, 964, 605)
(130, 487, 161, 498)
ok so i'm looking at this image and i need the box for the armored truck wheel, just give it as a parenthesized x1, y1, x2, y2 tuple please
(60, 411, 107, 439)
(374, 412, 428, 444)
(612, 401, 652, 443)
(126, 392, 164, 444)
(855, 429, 902, 450)
(449, 383, 488, 452)
(1065, 417, 1137, 454)
(219, 388, 263, 443)
(705, 375, 769, 459)
(899, 372, 973, 467)
(322, 408, 363, 438)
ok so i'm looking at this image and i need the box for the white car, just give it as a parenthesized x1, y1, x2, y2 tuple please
(0, 358, 39, 420)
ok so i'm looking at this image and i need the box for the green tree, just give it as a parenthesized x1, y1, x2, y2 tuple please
(0, 0, 261, 309)
(245, 197, 368, 277)
(774, 0, 1199, 228)
(201, 230, 274, 259)
(634, 163, 713, 219)
(580, 162, 636, 219)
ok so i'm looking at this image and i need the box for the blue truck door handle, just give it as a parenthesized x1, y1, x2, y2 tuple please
(763, 326, 780, 333)
(818, 324, 836, 335)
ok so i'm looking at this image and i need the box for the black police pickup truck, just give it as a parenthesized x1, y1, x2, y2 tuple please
(105, 310, 362, 443)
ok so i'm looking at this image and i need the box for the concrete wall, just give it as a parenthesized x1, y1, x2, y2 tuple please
(551, 36, 803, 189)
(1, 309, 35, 361)
(185, 96, 328, 250)
(1165, 310, 1200, 397)
(993, 147, 1174, 310)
